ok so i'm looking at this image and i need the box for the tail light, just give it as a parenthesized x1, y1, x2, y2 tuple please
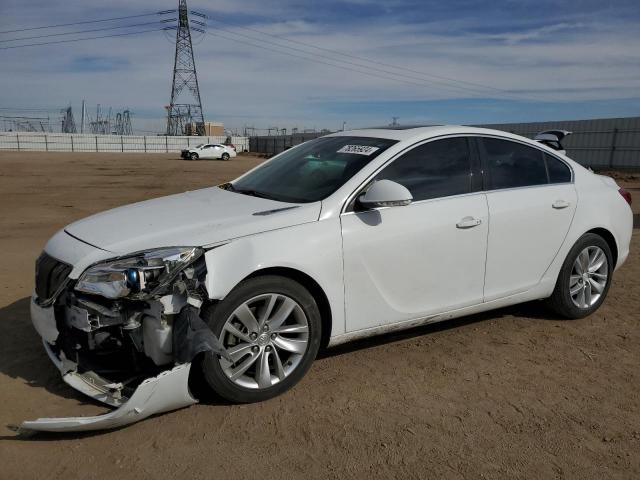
(619, 188, 632, 205)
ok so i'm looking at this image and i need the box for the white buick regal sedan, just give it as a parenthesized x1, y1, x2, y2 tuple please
(24, 126, 633, 432)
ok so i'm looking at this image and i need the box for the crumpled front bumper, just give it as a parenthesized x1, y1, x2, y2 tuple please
(20, 296, 198, 433)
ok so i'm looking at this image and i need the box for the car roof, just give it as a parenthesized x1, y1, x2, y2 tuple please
(328, 125, 530, 143)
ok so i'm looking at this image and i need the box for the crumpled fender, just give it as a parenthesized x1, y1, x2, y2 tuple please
(19, 363, 197, 433)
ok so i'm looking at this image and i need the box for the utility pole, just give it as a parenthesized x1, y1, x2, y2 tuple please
(80, 100, 85, 134)
(166, 0, 206, 136)
(390, 117, 399, 127)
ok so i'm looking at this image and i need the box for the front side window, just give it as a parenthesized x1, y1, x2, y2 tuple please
(231, 136, 398, 203)
(373, 137, 472, 201)
(482, 138, 548, 189)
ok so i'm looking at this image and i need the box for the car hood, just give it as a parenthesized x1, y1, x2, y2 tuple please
(65, 187, 320, 254)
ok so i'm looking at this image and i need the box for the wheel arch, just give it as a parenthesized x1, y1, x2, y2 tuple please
(242, 267, 333, 349)
(540, 224, 620, 299)
(585, 227, 618, 267)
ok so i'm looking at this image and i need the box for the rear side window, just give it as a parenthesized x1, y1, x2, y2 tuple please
(545, 154, 572, 183)
(374, 137, 472, 201)
(482, 138, 547, 189)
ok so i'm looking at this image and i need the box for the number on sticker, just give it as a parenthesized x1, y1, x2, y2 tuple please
(337, 145, 380, 156)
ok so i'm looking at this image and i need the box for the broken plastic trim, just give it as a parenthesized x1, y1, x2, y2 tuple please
(173, 304, 231, 363)
(39, 340, 126, 407)
(19, 362, 197, 433)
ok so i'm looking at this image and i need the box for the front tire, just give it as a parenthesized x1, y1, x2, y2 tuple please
(190, 152, 199, 160)
(201, 276, 321, 403)
(547, 233, 613, 319)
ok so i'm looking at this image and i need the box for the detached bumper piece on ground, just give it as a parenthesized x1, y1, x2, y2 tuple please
(21, 354, 196, 433)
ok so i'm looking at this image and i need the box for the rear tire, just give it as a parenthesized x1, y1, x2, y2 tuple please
(221, 152, 230, 161)
(546, 233, 613, 319)
(201, 276, 321, 403)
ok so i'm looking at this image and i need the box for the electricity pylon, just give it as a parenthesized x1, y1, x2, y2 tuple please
(60, 106, 76, 133)
(165, 0, 206, 136)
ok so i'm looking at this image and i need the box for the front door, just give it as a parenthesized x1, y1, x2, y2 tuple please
(341, 137, 489, 332)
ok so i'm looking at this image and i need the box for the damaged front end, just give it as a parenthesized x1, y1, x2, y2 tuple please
(22, 247, 227, 433)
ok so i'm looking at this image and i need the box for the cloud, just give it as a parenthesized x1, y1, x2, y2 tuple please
(484, 22, 585, 44)
(0, 0, 639, 132)
(67, 55, 130, 72)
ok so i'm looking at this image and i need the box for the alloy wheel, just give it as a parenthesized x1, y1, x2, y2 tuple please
(569, 246, 608, 309)
(219, 294, 309, 389)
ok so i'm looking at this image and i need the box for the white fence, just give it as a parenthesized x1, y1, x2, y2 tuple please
(0, 132, 250, 153)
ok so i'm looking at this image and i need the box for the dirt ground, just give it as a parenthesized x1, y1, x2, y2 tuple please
(0, 151, 638, 479)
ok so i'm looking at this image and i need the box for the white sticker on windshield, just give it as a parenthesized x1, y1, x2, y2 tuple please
(337, 145, 380, 156)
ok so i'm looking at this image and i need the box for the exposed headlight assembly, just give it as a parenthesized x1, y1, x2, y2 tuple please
(75, 247, 203, 299)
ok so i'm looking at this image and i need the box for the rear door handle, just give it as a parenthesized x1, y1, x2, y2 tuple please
(456, 216, 482, 229)
(552, 200, 570, 209)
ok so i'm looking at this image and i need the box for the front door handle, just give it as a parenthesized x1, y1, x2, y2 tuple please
(552, 200, 571, 209)
(456, 216, 482, 229)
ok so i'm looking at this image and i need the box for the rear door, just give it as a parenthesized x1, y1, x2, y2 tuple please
(479, 137, 577, 301)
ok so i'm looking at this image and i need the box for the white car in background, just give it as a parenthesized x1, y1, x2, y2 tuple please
(24, 126, 632, 433)
(181, 143, 236, 161)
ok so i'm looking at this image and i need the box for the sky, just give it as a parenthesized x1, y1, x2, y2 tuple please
(0, 0, 639, 133)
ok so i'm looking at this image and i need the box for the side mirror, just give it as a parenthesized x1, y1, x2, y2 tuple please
(358, 179, 413, 209)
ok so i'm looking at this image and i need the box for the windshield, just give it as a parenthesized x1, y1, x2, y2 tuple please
(231, 136, 398, 203)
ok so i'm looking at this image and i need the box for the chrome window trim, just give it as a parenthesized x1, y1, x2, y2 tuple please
(340, 133, 576, 215)
(481, 181, 574, 195)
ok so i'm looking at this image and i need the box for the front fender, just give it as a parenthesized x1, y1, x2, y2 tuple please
(203, 220, 346, 337)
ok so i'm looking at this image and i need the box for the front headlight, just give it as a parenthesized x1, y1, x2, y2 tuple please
(75, 247, 203, 299)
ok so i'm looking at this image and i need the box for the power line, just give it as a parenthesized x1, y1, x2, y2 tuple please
(0, 11, 175, 35)
(0, 107, 61, 111)
(211, 18, 503, 95)
(0, 115, 50, 119)
(209, 17, 557, 102)
(0, 19, 176, 43)
(205, 29, 539, 100)
(205, 31, 450, 92)
(0, 27, 169, 50)
(206, 24, 502, 99)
